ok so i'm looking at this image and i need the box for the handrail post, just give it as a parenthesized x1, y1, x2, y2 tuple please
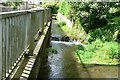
(2, 19, 6, 79)
(0, 19, 2, 79)
(41, 10, 45, 34)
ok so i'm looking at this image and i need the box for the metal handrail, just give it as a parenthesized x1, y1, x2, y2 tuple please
(0, 8, 51, 79)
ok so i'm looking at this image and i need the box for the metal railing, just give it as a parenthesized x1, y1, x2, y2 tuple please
(0, 8, 51, 79)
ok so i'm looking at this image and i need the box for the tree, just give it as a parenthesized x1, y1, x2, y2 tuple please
(59, 2, 120, 42)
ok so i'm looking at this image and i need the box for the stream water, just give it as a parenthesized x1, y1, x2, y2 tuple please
(37, 20, 119, 79)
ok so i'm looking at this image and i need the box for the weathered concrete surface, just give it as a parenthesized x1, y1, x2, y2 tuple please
(24, 24, 51, 79)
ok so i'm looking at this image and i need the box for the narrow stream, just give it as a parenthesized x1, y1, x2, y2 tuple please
(37, 20, 119, 79)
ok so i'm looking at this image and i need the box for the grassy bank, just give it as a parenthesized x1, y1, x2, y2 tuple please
(58, 20, 119, 65)
(76, 39, 119, 65)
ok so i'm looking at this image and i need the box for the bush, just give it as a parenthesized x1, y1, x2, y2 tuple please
(59, 1, 71, 16)
(87, 16, 120, 43)
(43, 3, 59, 14)
(67, 2, 120, 43)
(102, 42, 119, 59)
(69, 2, 120, 32)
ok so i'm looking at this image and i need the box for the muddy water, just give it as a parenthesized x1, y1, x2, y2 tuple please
(37, 20, 119, 79)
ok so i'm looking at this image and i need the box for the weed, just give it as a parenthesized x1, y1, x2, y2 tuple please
(76, 39, 119, 64)
(58, 21, 66, 27)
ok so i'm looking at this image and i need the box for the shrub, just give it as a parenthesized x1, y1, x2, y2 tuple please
(59, 1, 71, 16)
(102, 42, 119, 59)
(43, 2, 59, 14)
(69, 2, 120, 31)
(67, 2, 120, 42)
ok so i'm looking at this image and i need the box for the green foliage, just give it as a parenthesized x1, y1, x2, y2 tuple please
(67, 2, 120, 42)
(76, 39, 119, 64)
(58, 20, 66, 27)
(87, 16, 120, 43)
(3, 2, 22, 9)
(102, 42, 119, 59)
(58, 2, 120, 64)
(58, 21, 87, 41)
(43, 3, 59, 14)
(70, 2, 119, 31)
(59, 1, 71, 16)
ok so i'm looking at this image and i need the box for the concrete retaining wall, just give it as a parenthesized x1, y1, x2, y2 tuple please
(12, 21, 52, 80)
(28, 22, 51, 79)
(57, 12, 73, 28)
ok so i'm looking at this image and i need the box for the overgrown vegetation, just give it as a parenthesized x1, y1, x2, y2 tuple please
(59, 1, 71, 16)
(76, 39, 119, 64)
(43, 1, 120, 64)
(58, 21, 87, 43)
(58, 20, 66, 27)
(58, 2, 120, 64)
(43, 2, 59, 14)
(69, 2, 119, 42)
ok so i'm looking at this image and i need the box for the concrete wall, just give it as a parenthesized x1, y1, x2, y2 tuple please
(57, 12, 73, 28)
(28, 22, 51, 79)
(13, 21, 52, 80)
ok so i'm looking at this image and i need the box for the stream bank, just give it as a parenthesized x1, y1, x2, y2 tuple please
(37, 20, 119, 79)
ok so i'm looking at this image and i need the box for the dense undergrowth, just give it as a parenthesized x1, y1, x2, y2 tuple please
(43, 2, 59, 14)
(58, 20, 119, 64)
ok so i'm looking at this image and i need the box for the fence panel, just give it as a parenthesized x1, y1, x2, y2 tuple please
(0, 8, 51, 79)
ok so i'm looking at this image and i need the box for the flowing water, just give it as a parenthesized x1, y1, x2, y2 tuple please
(38, 20, 119, 79)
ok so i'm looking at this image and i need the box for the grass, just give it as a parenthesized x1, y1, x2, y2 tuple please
(76, 39, 119, 65)
(58, 20, 119, 65)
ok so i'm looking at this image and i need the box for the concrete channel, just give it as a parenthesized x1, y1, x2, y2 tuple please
(37, 20, 119, 79)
